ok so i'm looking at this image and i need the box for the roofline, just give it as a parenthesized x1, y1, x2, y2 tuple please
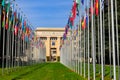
(35, 27, 65, 31)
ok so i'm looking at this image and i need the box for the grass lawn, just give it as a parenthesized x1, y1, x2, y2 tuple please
(72, 62, 119, 80)
(0, 62, 85, 80)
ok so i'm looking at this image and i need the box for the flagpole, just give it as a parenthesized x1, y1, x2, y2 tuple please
(102, 5, 105, 77)
(78, 24, 80, 75)
(11, 26, 14, 70)
(91, 0, 96, 79)
(2, 6, 6, 75)
(100, 0, 104, 79)
(97, 13, 100, 75)
(93, 0, 97, 79)
(6, 26, 10, 73)
(14, 33, 17, 69)
(80, 17, 82, 75)
(9, 30, 11, 71)
(70, 31, 72, 69)
(2, 18, 5, 75)
(0, 3, 1, 36)
(110, 0, 116, 79)
(87, 4, 90, 80)
(84, 28, 86, 78)
(17, 32, 19, 67)
(108, 0, 112, 78)
(115, 0, 120, 79)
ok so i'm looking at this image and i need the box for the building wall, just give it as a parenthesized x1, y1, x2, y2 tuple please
(35, 28, 70, 62)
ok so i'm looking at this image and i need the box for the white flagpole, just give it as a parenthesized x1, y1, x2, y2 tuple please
(11, 27, 14, 70)
(14, 34, 16, 68)
(100, 0, 104, 79)
(80, 18, 82, 75)
(2, 16, 5, 75)
(17, 33, 19, 67)
(108, 0, 112, 78)
(91, 0, 95, 79)
(84, 28, 86, 78)
(102, 5, 106, 76)
(97, 14, 100, 74)
(9, 30, 11, 71)
(0, 6, 1, 71)
(78, 24, 80, 75)
(6, 27, 10, 73)
(110, 0, 116, 79)
(87, 5, 90, 80)
(115, 0, 119, 79)
(2, 5, 6, 75)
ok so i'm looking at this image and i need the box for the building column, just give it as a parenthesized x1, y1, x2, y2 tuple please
(57, 37, 61, 61)
(46, 37, 50, 61)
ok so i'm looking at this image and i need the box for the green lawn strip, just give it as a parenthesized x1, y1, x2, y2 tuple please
(0, 63, 47, 80)
(75, 62, 118, 80)
(0, 62, 86, 80)
(52, 63, 86, 80)
(15, 62, 85, 80)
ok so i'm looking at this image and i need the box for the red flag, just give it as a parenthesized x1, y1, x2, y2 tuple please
(5, 17, 9, 29)
(72, 1, 77, 20)
(14, 24, 18, 35)
(95, 0, 99, 16)
(90, 6, 93, 17)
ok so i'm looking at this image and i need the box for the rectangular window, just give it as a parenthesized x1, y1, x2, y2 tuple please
(52, 41, 55, 46)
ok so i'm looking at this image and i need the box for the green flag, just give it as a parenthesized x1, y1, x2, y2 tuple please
(2, 0, 5, 7)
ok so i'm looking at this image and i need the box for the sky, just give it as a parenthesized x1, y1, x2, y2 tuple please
(15, 0, 73, 29)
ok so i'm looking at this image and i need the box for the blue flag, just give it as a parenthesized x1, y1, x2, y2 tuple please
(81, 0, 84, 5)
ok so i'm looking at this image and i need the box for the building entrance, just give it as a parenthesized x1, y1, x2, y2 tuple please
(50, 48, 57, 61)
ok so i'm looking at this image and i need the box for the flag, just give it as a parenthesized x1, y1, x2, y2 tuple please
(9, 12, 14, 31)
(76, 0, 80, 15)
(86, 15, 88, 27)
(23, 20, 26, 33)
(2, 0, 5, 7)
(11, 11, 17, 32)
(101, 0, 104, 10)
(5, 2, 10, 30)
(90, 5, 94, 17)
(1, 0, 5, 28)
(63, 33, 67, 40)
(82, 17, 86, 30)
(72, 1, 77, 20)
(81, 0, 84, 5)
(95, 0, 99, 16)
(21, 33, 25, 40)
(11, 12, 15, 31)
(14, 23, 18, 35)
(65, 25, 69, 34)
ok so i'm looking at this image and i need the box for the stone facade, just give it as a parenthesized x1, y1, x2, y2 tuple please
(35, 28, 70, 62)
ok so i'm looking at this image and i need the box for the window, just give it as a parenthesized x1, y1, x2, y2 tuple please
(53, 51, 56, 54)
(52, 41, 55, 46)
(32, 54, 33, 57)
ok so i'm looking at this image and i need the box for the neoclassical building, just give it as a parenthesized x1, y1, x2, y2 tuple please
(35, 28, 70, 62)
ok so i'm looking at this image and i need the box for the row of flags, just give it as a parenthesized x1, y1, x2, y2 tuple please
(60, 0, 104, 49)
(1, 0, 44, 48)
